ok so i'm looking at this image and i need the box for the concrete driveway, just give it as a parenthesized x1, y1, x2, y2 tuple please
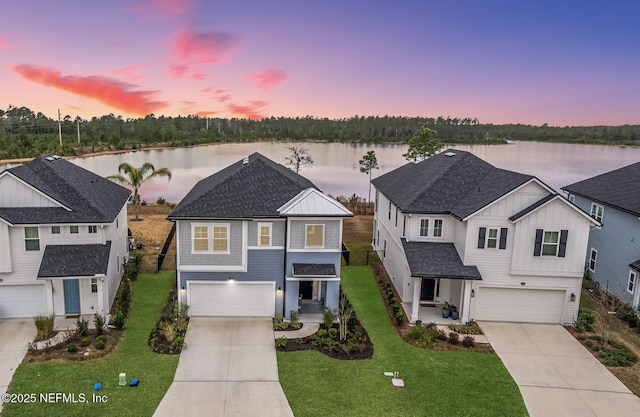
(0, 319, 36, 411)
(481, 322, 640, 417)
(154, 317, 294, 417)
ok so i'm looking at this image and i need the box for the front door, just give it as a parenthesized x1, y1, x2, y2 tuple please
(299, 281, 313, 300)
(420, 278, 436, 301)
(63, 279, 81, 315)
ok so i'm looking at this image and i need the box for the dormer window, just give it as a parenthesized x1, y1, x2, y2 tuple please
(590, 203, 604, 222)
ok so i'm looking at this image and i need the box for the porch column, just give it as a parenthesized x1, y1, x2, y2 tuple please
(411, 277, 421, 322)
(461, 280, 472, 324)
(44, 280, 54, 316)
(97, 278, 105, 316)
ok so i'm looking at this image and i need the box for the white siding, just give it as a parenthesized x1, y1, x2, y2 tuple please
(470, 181, 549, 219)
(0, 222, 11, 272)
(0, 174, 62, 208)
(407, 214, 456, 242)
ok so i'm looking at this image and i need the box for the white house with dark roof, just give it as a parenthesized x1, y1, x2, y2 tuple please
(563, 162, 640, 311)
(168, 153, 352, 319)
(0, 155, 131, 319)
(371, 149, 599, 325)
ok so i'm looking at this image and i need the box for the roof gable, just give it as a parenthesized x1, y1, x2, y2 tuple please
(168, 153, 318, 219)
(372, 149, 534, 219)
(562, 162, 640, 217)
(0, 171, 69, 209)
(278, 188, 353, 217)
(509, 194, 600, 225)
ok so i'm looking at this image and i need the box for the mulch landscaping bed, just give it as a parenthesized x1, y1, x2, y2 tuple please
(26, 330, 122, 362)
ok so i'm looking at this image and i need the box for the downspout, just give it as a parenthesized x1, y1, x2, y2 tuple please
(282, 217, 288, 317)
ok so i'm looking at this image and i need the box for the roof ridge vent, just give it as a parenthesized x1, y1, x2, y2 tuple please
(444, 152, 457, 157)
(242, 156, 249, 165)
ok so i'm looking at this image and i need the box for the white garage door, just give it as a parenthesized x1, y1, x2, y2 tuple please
(0, 284, 47, 318)
(474, 287, 565, 324)
(188, 281, 275, 317)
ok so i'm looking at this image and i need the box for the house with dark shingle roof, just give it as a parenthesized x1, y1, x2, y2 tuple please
(0, 155, 131, 320)
(168, 153, 352, 318)
(563, 162, 640, 311)
(371, 149, 598, 325)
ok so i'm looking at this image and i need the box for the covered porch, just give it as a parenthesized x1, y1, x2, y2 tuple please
(285, 263, 340, 321)
(401, 240, 482, 323)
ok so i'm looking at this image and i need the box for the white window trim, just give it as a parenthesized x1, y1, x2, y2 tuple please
(51, 226, 61, 235)
(91, 278, 98, 294)
(88, 225, 98, 234)
(628, 270, 636, 295)
(486, 228, 499, 249)
(433, 219, 444, 238)
(24, 227, 40, 251)
(305, 224, 325, 248)
(590, 203, 604, 222)
(70, 225, 79, 234)
(419, 218, 429, 237)
(191, 223, 231, 254)
(541, 230, 560, 257)
(257, 222, 272, 247)
(588, 248, 597, 272)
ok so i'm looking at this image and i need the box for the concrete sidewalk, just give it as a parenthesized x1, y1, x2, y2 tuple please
(480, 322, 640, 417)
(154, 317, 294, 417)
(0, 319, 35, 413)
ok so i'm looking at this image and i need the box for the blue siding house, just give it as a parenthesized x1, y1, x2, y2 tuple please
(563, 162, 640, 311)
(168, 153, 352, 319)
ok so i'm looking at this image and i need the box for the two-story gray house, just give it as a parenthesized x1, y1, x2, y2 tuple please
(167, 153, 352, 319)
(563, 162, 640, 311)
(0, 155, 131, 319)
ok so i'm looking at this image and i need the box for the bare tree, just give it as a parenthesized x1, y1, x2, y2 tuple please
(337, 293, 353, 341)
(284, 145, 313, 174)
(593, 284, 624, 347)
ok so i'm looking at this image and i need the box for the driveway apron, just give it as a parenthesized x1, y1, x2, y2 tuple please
(154, 317, 294, 417)
(0, 319, 36, 413)
(481, 322, 640, 417)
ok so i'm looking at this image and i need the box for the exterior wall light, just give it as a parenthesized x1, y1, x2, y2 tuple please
(570, 293, 576, 302)
(470, 289, 475, 298)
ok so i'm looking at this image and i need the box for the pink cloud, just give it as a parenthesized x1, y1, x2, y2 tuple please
(12, 65, 167, 115)
(244, 69, 287, 91)
(167, 64, 190, 78)
(0, 36, 11, 48)
(191, 72, 208, 80)
(228, 100, 269, 120)
(128, 0, 192, 18)
(172, 29, 239, 63)
(112, 62, 156, 81)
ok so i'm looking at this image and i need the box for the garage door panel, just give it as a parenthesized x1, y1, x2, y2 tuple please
(475, 287, 564, 324)
(0, 285, 47, 318)
(188, 282, 275, 317)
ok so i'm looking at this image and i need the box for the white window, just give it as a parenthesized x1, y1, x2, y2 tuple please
(192, 224, 230, 253)
(24, 227, 40, 251)
(590, 203, 604, 222)
(88, 225, 98, 234)
(91, 278, 98, 294)
(486, 228, 499, 249)
(51, 226, 60, 235)
(589, 248, 597, 272)
(433, 219, 443, 238)
(419, 219, 429, 237)
(70, 225, 79, 234)
(258, 223, 272, 246)
(193, 226, 209, 252)
(212, 225, 229, 252)
(628, 270, 637, 294)
(305, 224, 324, 248)
(542, 231, 560, 256)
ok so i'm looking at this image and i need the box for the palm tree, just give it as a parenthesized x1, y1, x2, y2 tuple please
(107, 162, 172, 221)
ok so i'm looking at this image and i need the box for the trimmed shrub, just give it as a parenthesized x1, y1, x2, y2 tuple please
(34, 315, 55, 341)
(95, 341, 106, 350)
(576, 309, 596, 332)
(80, 337, 91, 347)
(75, 318, 89, 337)
(67, 343, 78, 353)
(462, 335, 475, 347)
(448, 332, 459, 345)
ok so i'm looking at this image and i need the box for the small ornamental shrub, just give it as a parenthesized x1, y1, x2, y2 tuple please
(462, 335, 475, 347)
(94, 314, 106, 336)
(171, 336, 185, 351)
(75, 318, 89, 337)
(448, 332, 459, 345)
(95, 341, 106, 350)
(275, 337, 288, 349)
(97, 335, 107, 343)
(80, 337, 91, 347)
(576, 309, 595, 332)
(34, 315, 55, 341)
(67, 343, 78, 353)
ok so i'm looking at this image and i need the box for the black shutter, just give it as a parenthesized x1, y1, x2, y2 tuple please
(477, 227, 486, 249)
(533, 229, 543, 256)
(499, 228, 508, 249)
(558, 230, 568, 257)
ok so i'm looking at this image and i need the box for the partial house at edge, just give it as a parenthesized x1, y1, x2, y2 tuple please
(0, 155, 131, 319)
(563, 162, 640, 311)
(167, 152, 352, 319)
(371, 149, 599, 325)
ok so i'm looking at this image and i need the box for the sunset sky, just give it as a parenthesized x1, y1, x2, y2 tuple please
(2, 0, 639, 126)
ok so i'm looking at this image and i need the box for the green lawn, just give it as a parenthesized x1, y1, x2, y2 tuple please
(278, 266, 529, 417)
(2, 271, 179, 417)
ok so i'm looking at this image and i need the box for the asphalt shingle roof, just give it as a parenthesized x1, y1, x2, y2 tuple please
(630, 259, 640, 273)
(292, 263, 337, 277)
(0, 155, 130, 224)
(562, 162, 640, 217)
(509, 194, 557, 222)
(168, 153, 317, 219)
(371, 149, 535, 219)
(401, 240, 482, 280)
(37, 242, 112, 278)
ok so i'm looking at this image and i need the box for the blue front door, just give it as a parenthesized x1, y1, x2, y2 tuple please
(63, 279, 81, 314)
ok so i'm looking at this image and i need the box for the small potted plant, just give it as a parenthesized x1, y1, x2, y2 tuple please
(450, 305, 459, 320)
(442, 302, 451, 318)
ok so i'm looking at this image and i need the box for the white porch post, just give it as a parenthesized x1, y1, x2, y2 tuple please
(97, 278, 105, 316)
(411, 277, 421, 322)
(44, 280, 54, 316)
(461, 280, 472, 324)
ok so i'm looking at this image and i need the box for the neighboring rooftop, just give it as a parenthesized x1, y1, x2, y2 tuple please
(0, 155, 131, 224)
(168, 152, 319, 219)
(37, 242, 112, 278)
(401, 240, 482, 280)
(562, 162, 640, 217)
(371, 149, 537, 219)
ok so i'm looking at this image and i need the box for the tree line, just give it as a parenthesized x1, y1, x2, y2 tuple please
(2, 105, 640, 160)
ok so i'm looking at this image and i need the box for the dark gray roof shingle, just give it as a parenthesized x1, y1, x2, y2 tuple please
(1, 155, 130, 224)
(292, 263, 336, 277)
(509, 194, 557, 221)
(562, 162, 640, 217)
(168, 153, 317, 219)
(37, 242, 112, 278)
(401, 240, 482, 280)
(372, 149, 535, 219)
(630, 259, 640, 273)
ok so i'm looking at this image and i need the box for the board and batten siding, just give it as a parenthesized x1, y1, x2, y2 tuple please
(0, 174, 61, 208)
(0, 222, 11, 272)
(406, 214, 456, 242)
(473, 181, 550, 219)
(288, 219, 341, 250)
(247, 220, 285, 247)
(179, 248, 285, 315)
(178, 220, 245, 266)
(573, 195, 640, 307)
